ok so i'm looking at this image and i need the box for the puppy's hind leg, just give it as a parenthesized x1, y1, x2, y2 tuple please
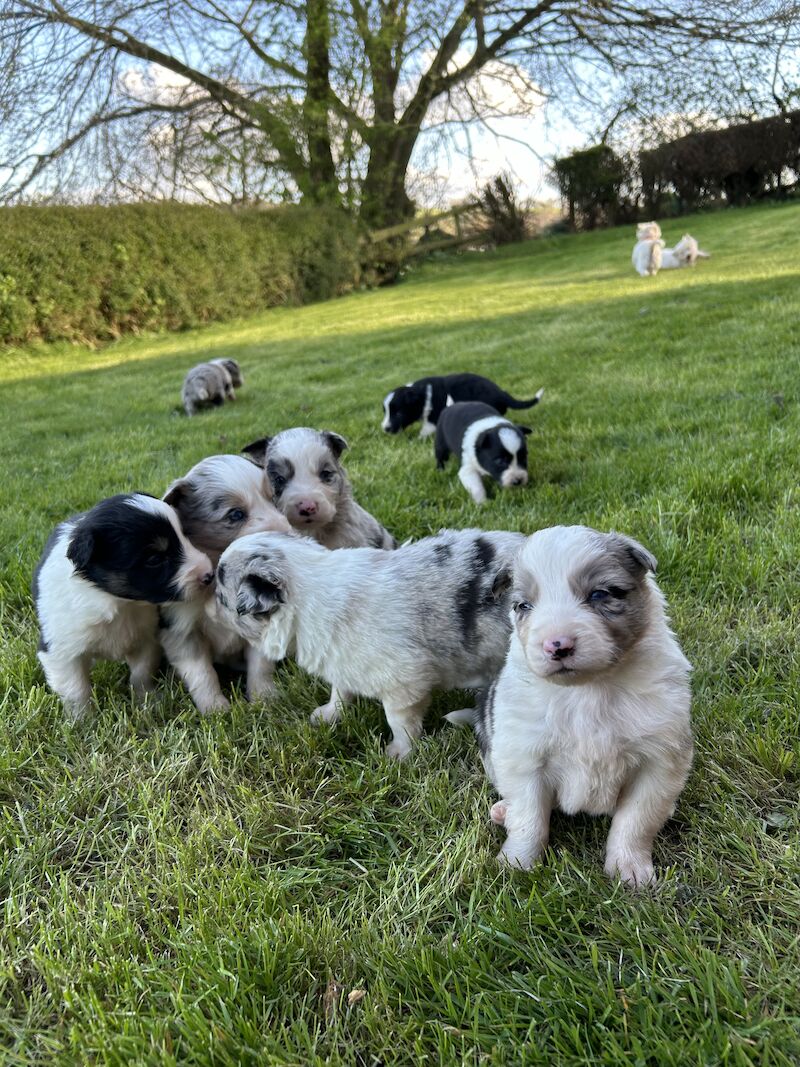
(383, 694, 430, 759)
(434, 436, 451, 470)
(40, 652, 93, 721)
(310, 686, 350, 726)
(245, 645, 276, 702)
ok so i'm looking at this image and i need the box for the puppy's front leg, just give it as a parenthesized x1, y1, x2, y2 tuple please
(162, 631, 230, 714)
(39, 653, 92, 721)
(494, 770, 553, 870)
(383, 694, 430, 759)
(127, 635, 162, 701)
(310, 686, 350, 725)
(604, 756, 690, 888)
(458, 466, 487, 505)
(245, 645, 276, 702)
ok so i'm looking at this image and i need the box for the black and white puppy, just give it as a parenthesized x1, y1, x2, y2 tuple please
(211, 528, 524, 758)
(382, 372, 543, 438)
(33, 494, 214, 720)
(243, 428, 395, 549)
(454, 525, 693, 887)
(435, 401, 531, 505)
(160, 455, 292, 714)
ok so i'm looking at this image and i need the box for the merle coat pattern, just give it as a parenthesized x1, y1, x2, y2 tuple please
(212, 527, 524, 758)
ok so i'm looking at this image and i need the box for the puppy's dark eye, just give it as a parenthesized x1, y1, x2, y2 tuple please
(513, 600, 533, 614)
(319, 469, 335, 484)
(226, 508, 246, 523)
(272, 475, 286, 490)
(144, 552, 164, 568)
(589, 589, 610, 602)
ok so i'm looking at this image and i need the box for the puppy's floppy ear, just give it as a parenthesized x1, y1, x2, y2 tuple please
(322, 431, 348, 458)
(236, 572, 284, 617)
(163, 478, 189, 508)
(610, 532, 657, 575)
(516, 425, 532, 436)
(66, 525, 95, 571)
(491, 567, 513, 600)
(242, 437, 272, 468)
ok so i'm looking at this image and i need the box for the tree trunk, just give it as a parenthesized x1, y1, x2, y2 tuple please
(360, 131, 416, 229)
(303, 0, 339, 204)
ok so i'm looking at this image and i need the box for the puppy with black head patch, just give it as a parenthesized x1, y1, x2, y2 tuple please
(160, 455, 291, 714)
(453, 525, 693, 888)
(33, 494, 214, 720)
(382, 373, 543, 438)
(435, 401, 531, 505)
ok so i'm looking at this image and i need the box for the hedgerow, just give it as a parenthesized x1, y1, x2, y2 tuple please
(0, 202, 361, 345)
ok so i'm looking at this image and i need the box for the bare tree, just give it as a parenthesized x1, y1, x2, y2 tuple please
(2, 1, 799, 226)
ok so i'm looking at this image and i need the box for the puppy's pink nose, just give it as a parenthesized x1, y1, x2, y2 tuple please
(543, 636, 575, 659)
(296, 500, 318, 518)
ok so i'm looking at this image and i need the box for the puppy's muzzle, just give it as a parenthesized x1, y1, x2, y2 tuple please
(543, 636, 575, 661)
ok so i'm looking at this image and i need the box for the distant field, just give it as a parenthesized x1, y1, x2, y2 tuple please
(2, 202, 799, 1065)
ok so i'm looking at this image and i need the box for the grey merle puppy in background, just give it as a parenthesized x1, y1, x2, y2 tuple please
(182, 360, 236, 416)
(212, 528, 524, 758)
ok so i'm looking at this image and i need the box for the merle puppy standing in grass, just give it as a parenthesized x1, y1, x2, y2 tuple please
(382, 372, 544, 437)
(435, 400, 533, 504)
(211, 527, 524, 758)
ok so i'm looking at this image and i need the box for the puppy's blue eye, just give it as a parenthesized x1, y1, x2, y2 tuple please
(514, 600, 532, 613)
(226, 508, 246, 523)
(589, 589, 610, 602)
(319, 469, 335, 484)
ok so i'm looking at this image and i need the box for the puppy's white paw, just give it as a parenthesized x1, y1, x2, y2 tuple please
(246, 680, 277, 703)
(496, 837, 541, 870)
(489, 801, 507, 826)
(197, 695, 231, 715)
(605, 852, 655, 888)
(385, 738, 412, 760)
(310, 701, 341, 726)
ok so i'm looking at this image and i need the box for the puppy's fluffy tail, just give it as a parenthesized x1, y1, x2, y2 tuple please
(504, 386, 544, 410)
(444, 708, 477, 727)
(696, 250, 711, 259)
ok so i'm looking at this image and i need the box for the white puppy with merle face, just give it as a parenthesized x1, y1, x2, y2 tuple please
(468, 525, 692, 887)
(435, 401, 532, 504)
(243, 428, 395, 549)
(161, 455, 291, 714)
(212, 528, 524, 757)
(33, 494, 214, 720)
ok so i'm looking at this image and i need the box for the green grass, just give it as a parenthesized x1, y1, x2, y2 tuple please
(2, 201, 800, 1065)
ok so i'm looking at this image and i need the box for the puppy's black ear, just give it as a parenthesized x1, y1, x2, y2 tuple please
(516, 425, 532, 436)
(163, 479, 188, 508)
(322, 431, 348, 458)
(66, 526, 95, 571)
(236, 573, 284, 617)
(242, 437, 272, 468)
(491, 567, 512, 600)
(610, 533, 657, 575)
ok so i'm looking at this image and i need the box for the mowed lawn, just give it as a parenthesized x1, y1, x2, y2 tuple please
(2, 202, 800, 1065)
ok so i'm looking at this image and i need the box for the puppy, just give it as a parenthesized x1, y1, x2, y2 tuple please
(435, 401, 531, 504)
(242, 429, 395, 550)
(212, 528, 524, 757)
(182, 361, 235, 416)
(661, 234, 710, 269)
(33, 494, 213, 720)
(460, 525, 692, 887)
(632, 221, 664, 277)
(161, 455, 291, 713)
(210, 358, 243, 388)
(382, 373, 544, 437)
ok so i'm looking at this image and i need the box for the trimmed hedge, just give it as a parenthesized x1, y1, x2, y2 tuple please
(551, 145, 635, 231)
(0, 203, 361, 345)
